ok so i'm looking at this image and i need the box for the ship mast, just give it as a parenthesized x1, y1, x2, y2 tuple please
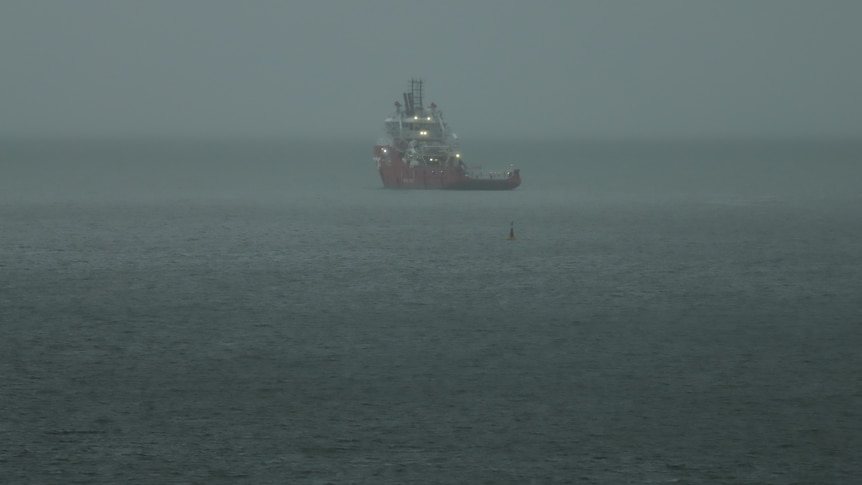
(403, 79, 425, 116)
(411, 78, 424, 111)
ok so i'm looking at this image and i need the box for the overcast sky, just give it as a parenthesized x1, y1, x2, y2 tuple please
(2, 0, 861, 140)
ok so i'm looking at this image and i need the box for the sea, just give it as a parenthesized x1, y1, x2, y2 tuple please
(1, 137, 861, 483)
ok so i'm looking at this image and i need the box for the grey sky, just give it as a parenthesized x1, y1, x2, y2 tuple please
(2, 0, 860, 139)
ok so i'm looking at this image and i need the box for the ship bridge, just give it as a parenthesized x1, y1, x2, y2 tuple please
(385, 117, 445, 141)
(381, 79, 462, 167)
(385, 79, 452, 142)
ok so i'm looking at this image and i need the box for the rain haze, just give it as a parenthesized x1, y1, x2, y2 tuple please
(2, 2, 862, 484)
(2, 0, 862, 140)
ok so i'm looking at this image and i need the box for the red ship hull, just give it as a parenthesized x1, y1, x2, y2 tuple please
(374, 145, 521, 190)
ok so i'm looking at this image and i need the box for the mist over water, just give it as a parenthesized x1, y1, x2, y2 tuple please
(2, 138, 861, 482)
(3, 137, 861, 202)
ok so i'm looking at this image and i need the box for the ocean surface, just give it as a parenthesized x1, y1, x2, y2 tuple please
(1, 138, 861, 483)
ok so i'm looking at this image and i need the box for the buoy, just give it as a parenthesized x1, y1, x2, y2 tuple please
(507, 221, 516, 240)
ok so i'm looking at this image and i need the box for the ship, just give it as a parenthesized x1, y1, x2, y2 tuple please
(374, 80, 521, 190)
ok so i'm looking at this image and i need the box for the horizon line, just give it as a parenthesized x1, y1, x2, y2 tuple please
(3, 133, 862, 144)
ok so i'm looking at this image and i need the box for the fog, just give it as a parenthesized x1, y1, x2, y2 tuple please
(2, 0, 861, 141)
